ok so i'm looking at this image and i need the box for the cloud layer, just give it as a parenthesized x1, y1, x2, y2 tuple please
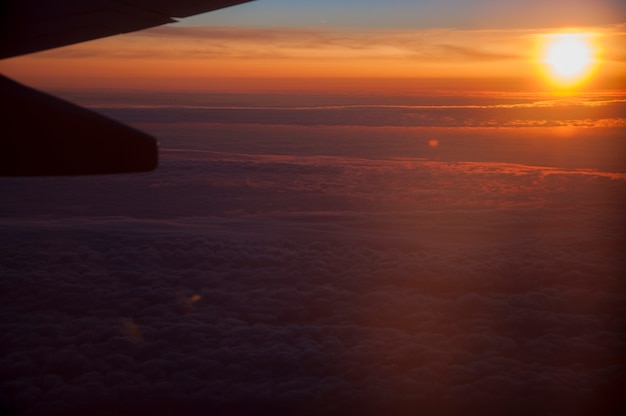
(1, 125, 625, 415)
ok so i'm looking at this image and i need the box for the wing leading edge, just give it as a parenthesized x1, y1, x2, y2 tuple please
(0, 0, 253, 60)
(0, 0, 253, 176)
(0, 75, 158, 176)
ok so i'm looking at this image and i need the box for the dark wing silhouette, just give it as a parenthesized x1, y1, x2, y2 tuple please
(0, 0, 253, 60)
(0, 0, 253, 176)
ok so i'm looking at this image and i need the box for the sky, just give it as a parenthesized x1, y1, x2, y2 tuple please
(180, 0, 626, 29)
(1, 0, 624, 90)
(1, 1, 626, 415)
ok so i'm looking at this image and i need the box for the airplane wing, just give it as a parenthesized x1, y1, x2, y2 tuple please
(0, 0, 253, 176)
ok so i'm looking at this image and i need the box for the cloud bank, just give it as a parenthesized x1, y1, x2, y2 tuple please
(1, 133, 624, 415)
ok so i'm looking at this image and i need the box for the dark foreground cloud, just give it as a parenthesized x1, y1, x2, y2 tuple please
(1, 130, 625, 415)
(1, 218, 624, 415)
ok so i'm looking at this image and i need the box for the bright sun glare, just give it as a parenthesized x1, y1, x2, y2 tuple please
(542, 33, 596, 87)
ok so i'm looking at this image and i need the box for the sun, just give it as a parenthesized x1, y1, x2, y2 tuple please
(541, 33, 596, 87)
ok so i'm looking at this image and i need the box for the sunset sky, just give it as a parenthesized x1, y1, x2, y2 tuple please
(1, 0, 624, 91)
(2, 2, 626, 415)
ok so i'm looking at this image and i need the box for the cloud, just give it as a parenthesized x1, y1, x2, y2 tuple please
(50, 87, 624, 132)
(1, 108, 624, 415)
(32, 26, 529, 63)
(33, 23, 626, 68)
(422, 43, 522, 61)
(91, 97, 626, 130)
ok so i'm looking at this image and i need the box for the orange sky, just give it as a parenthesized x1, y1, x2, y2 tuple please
(1, 23, 624, 91)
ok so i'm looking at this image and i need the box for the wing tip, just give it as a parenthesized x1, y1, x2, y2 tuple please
(1, 75, 159, 176)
